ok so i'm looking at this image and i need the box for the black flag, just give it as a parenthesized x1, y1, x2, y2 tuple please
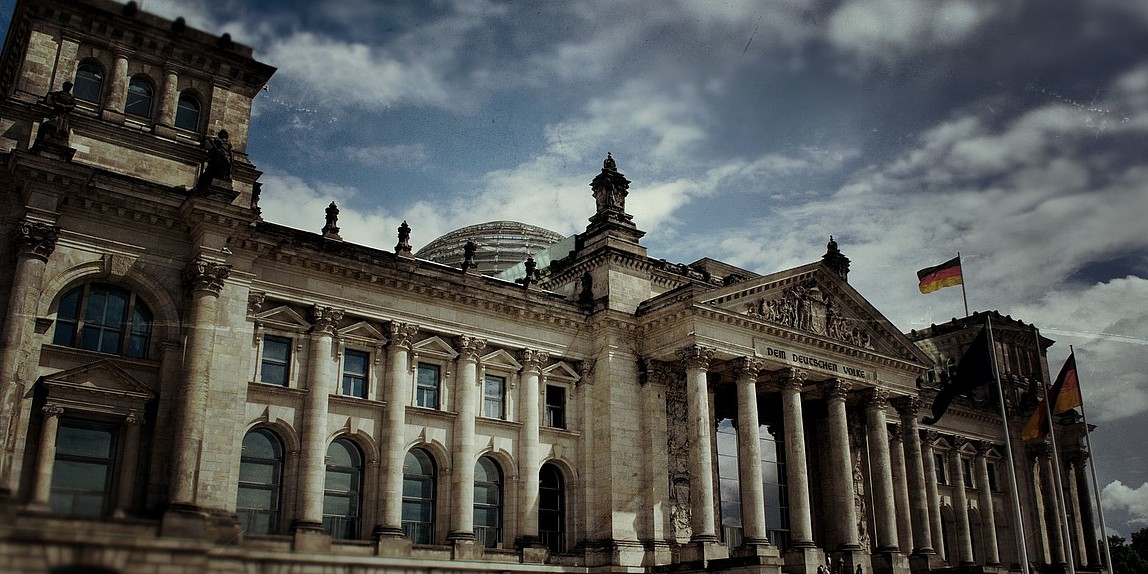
(922, 327, 995, 425)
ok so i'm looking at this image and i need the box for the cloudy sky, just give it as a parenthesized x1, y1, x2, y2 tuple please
(4, 0, 1148, 540)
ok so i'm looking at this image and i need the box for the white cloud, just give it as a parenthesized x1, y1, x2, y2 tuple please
(827, 0, 998, 69)
(340, 144, 428, 169)
(257, 173, 403, 251)
(1103, 480, 1148, 526)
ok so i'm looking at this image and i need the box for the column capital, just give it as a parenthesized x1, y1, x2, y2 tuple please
(863, 387, 890, 409)
(386, 321, 419, 350)
(184, 258, 231, 296)
(15, 221, 60, 262)
(42, 403, 65, 417)
(732, 356, 764, 381)
(922, 429, 939, 446)
(819, 378, 851, 401)
(888, 422, 904, 443)
(950, 435, 968, 450)
(1035, 439, 1055, 459)
(676, 345, 715, 370)
(455, 335, 486, 362)
(892, 395, 925, 417)
(1066, 450, 1090, 465)
(976, 441, 995, 458)
(310, 304, 344, 336)
(247, 291, 266, 314)
(778, 367, 808, 391)
(125, 411, 146, 425)
(518, 349, 549, 372)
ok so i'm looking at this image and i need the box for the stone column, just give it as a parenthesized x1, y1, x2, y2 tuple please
(1071, 453, 1100, 567)
(733, 357, 768, 547)
(780, 368, 815, 548)
(864, 388, 899, 552)
(888, 422, 913, 554)
(516, 349, 549, 548)
(108, 52, 129, 113)
(1038, 441, 1067, 566)
(29, 403, 64, 509)
(113, 412, 144, 517)
(974, 442, 1000, 565)
(169, 258, 230, 507)
(377, 322, 417, 538)
(295, 305, 342, 531)
(893, 397, 935, 556)
(448, 336, 485, 543)
(821, 378, 859, 549)
(157, 67, 179, 126)
(948, 437, 975, 565)
(921, 431, 945, 562)
(678, 345, 718, 542)
(0, 222, 58, 494)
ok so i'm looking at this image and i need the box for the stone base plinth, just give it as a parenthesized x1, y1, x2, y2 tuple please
(291, 525, 331, 553)
(375, 535, 412, 557)
(783, 545, 827, 574)
(449, 534, 481, 560)
(871, 550, 911, 574)
(679, 538, 730, 564)
(160, 505, 209, 539)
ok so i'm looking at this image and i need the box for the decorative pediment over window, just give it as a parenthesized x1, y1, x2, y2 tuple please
(542, 361, 581, 384)
(253, 305, 311, 333)
(38, 359, 154, 417)
(744, 277, 875, 349)
(339, 320, 384, 343)
(480, 349, 522, 371)
(413, 336, 459, 360)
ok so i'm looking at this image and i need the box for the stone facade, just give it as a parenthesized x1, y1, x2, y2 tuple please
(0, 1, 1106, 573)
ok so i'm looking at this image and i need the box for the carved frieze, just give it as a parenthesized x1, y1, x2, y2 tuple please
(745, 278, 874, 349)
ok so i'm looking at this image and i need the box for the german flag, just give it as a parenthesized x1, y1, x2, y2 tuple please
(917, 256, 963, 294)
(1021, 352, 1083, 441)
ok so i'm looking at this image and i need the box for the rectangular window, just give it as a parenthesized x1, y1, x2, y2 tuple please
(962, 458, 974, 488)
(987, 462, 999, 492)
(545, 385, 566, 429)
(50, 419, 118, 517)
(260, 336, 291, 386)
(934, 453, 947, 484)
(483, 374, 506, 420)
(342, 350, 369, 398)
(416, 363, 440, 409)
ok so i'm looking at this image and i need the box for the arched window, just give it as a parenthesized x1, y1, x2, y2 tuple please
(53, 283, 153, 359)
(402, 448, 436, 544)
(539, 464, 565, 553)
(73, 62, 104, 104)
(125, 76, 153, 117)
(474, 457, 503, 548)
(322, 439, 363, 539)
(175, 91, 200, 131)
(237, 429, 283, 534)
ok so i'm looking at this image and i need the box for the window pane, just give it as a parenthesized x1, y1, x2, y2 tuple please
(237, 487, 275, 509)
(175, 93, 200, 130)
(125, 78, 153, 117)
(74, 64, 103, 103)
(260, 337, 291, 386)
(416, 363, 440, 408)
(53, 288, 82, 346)
(238, 461, 278, 484)
(56, 424, 114, 458)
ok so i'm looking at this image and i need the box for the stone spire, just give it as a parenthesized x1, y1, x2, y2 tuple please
(822, 235, 850, 281)
(590, 152, 633, 225)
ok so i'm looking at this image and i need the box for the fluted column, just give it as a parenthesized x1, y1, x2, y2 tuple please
(0, 222, 58, 493)
(922, 430, 945, 562)
(1038, 441, 1067, 566)
(1071, 453, 1100, 567)
(948, 437, 974, 565)
(295, 305, 342, 530)
(822, 378, 859, 549)
(30, 404, 64, 508)
(733, 358, 768, 546)
(516, 349, 548, 547)
(888, 422, 913, 554)
(975, 442, 1000, 565)
(377, 322, 417, 537)
(864, 388, 899, 552)
(113, 412, 144, 517)
(678, 345, 717, 542)
(170, 258, 230, 507)
(893, 397, 935, 556)
(448, 336, 485, 541)
(780, 368, 814, 547)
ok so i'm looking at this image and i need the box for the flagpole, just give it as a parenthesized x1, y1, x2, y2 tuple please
(1073, 345, 1115, 573)
(987, 314, 1031, 574)
(958, 252, 970, 317)
(1036, 326, 1077, 573)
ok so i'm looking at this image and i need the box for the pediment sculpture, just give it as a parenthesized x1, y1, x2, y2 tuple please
(745, 278, 874, 349)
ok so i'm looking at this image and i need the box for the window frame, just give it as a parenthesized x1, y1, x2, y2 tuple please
(174, 90, 201, 131)
(539, 463, 565, 554)
(482, 374, 507, 420)
(237, 428, 285, 535)
(322, 438, 363, 539)
(402, 448, 437, 544)
(49, 417, 119, 517)
(473, 456, 503, 548)
(340, 349, 370, 398)
(962, 457, 974, 489)
(125, 75, 155, 118)
(934, 452, 948, 485)
(544, 384, 566, 429)
(73, 61, 105, 104)
(52, 283, 153, 359)
(258, 335, 293, 387)
(415, 362, 442, 409)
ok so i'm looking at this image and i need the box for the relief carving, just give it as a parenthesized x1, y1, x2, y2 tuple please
(746, 278, 874, 349)
(662, 363, 692, 541)
(848, 413, 871, 549)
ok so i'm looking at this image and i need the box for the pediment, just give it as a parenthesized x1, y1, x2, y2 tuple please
(412, 336, 458, 359)
(480, 349, 521, 370)
(254, 305, 311, 332)
(697, 263, 931, 364)
(542, 361, 581, 383)
(340, 320, 384, 342)
(40, 359, 154, 398)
